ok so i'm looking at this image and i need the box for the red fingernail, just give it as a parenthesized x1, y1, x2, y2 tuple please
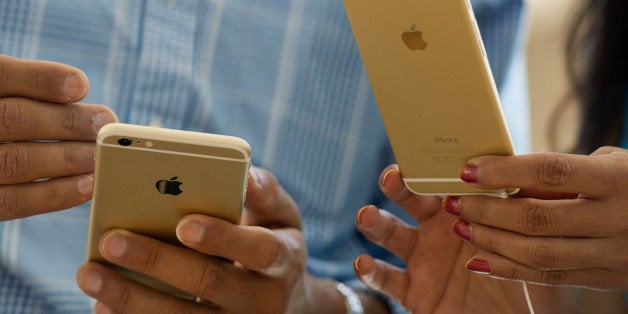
(466, 259, 492, 274)
(459, 164, 478, 183)
(452, 220, 472, 242)
(442, 196, 461, 216)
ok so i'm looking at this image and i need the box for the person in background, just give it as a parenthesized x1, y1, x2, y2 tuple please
(0, 1, 529, 313)
(354, 0, 627, 312)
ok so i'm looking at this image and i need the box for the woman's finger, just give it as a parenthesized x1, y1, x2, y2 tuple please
(444, 196, 618, 237)
(460, 152, 626, 198)
(356, 205, 417, 261)
(465, 252, 628, 289)
(354, 254, 409, 303)
(379, 164, 443, 223)
(452, 220, 616, 270)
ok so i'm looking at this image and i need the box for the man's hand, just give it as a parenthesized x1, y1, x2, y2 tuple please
(354, 165, 580, 313)
(444, 147, 628, 289)
(0, 55, 117, 220)
(78, 166, 374, 314)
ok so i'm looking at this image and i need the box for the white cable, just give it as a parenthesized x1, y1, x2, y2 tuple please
(496, 189, 535, 314)
(522, 281, 535, 314)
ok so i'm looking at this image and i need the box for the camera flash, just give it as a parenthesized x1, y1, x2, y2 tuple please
(145, 141, 154, 147)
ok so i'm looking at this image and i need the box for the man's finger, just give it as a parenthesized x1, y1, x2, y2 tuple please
(241, 166, 301, 230)
(98, 229, 266, 309)
(0, 99, 116, 141)
(0, 55, 89, 103)
(0, 174, 93, 220)
(0, 141, 95, 184)
(177, 214, 306, 276)
(77, 262, 215, 314)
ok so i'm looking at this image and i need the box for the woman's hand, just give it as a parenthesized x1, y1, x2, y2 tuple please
(445, 147, 628, 289)
(354, 165, 580, 313)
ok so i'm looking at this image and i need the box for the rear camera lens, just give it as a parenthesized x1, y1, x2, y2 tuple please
(118, 138, 132, 146)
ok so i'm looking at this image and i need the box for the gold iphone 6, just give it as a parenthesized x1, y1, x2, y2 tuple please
(86, 123, 251, 297)
(343, 0, 517, 195)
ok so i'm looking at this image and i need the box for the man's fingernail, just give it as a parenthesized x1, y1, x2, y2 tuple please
(459, 163, 478, 183)
(78, 175, 93, 196)
(466, 259, 492, 274)
(95, 302, 113, 314)
(177, 219, 204, 244)
(94, 302, 113, 314)
(102, 231, 128, 258)
(63, 72, 87, 100)
(452, 220, 472, 242)
(93, 111, 115, 134)
(79, 268, 103, 293)
(442, 196, 461, 216)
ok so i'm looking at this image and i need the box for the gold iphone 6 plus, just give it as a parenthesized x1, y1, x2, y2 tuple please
(343, 0, 517, 195)
(86, 123, 251, 297)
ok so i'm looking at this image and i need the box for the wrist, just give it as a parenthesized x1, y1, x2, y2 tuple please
(303, 274, 390, 314)
(322, 279, 364, 314)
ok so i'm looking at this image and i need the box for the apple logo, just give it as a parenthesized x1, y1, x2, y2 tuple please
(402, 25, 427, 51)
(155, 176, 183, 195)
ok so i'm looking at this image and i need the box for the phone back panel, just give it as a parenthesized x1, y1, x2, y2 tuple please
(87, 123, 250, 267)
(343, 0, 515, 195)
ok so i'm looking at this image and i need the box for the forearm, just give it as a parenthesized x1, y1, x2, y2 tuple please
(301, 274, 390, 314)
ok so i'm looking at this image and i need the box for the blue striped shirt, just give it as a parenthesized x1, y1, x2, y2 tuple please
(0, 0, 528, 313)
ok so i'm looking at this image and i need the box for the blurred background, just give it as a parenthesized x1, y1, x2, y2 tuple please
(526, 0, 626, 312)
(527, 0, 579, 153)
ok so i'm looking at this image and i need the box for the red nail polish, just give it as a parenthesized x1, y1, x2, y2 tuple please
(442, 196, 461, 216)
(459, 164, 478, 183)
(466, 259, 492, 274)
(452, 220, 472, 241)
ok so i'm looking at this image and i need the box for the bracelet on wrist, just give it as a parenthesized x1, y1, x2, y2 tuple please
(323, 279, 364, 314)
